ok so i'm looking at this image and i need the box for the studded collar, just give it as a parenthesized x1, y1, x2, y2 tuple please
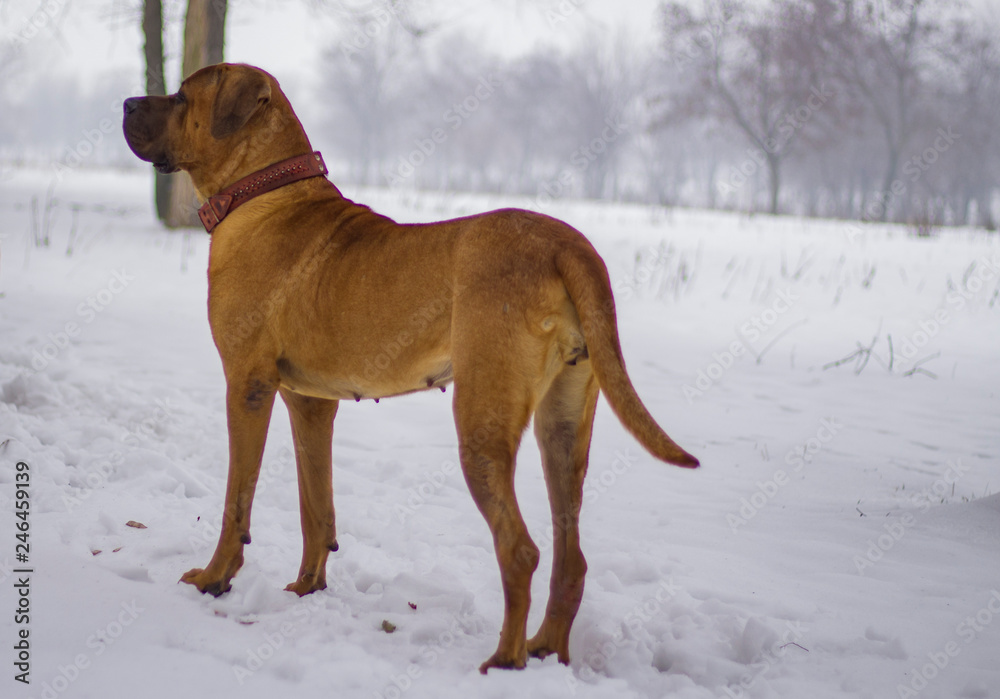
(197, 151, 328, 234)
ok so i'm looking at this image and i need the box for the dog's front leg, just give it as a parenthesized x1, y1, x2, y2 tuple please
(181, 375, 277, 596)
(279, 388, 339, 596)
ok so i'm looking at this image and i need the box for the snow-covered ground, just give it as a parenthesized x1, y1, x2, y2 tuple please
(1, 166, 998, 699)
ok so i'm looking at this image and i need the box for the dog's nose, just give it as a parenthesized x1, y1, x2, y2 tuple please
(123, 97, 142, 115)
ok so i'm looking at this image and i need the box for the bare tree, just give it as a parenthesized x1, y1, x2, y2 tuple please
(164, 0, 228, 228)
(141, 0, 172, 221)
(559, 32, 643, 200)
(669, 1, 843, 214)
(821, 0, 957, 221)
(300, 0, 997, 225)
(939, 13, 1000, 228)
(320, 2, 439, 186)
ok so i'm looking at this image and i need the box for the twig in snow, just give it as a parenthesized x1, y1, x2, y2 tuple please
(41, 178, 57, 247)
(66, 204, 82, 256)
(781, 249, 812, 280)
(902, 353, 940, 379)
(861, 265, 876, 289)
(30, 195, 39, 246)
(823, 349, 863, 371)
(854, 341, 872, 374)
(961, 261, 977, 288)
(754, 319, 808, 365)
(852, 326, 881, 374)
(823, 326, 881, 375)
(722, 264, 741, 299)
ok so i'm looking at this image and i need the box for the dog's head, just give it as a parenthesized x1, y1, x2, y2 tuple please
(122, 63, 310, 196)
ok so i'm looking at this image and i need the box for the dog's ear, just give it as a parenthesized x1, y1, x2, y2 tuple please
(210, 67, 271, 140)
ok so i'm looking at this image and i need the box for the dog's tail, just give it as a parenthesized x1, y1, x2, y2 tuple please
(556, 242, 699, 468)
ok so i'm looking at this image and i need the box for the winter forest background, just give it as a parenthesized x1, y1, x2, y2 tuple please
(2, 3, 1000, 697)
(2, 0, 1000, 230)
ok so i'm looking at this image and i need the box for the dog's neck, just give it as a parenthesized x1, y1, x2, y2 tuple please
(197, 151, 330, 233)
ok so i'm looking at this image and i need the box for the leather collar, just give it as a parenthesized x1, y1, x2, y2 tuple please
(197, 151, 329, 233)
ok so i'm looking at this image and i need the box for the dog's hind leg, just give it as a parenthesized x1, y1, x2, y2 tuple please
(527, 361, 599, 664)
(280, 389, 339, 596)
(450, 342, 538, 673)
(182, 373, 278, 596)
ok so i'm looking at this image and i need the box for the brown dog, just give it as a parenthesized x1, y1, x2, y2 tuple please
(122, 63, 698, 673)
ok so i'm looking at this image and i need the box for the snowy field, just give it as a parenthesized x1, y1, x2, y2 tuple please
(1, 166, 999, 699)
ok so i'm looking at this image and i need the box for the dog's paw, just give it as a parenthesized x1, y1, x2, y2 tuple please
(478, 649, 528, 674)
(284, 574, 327, 597)
(180, 567, 232, 597)
(527, 643, 569, 664)
(527, 633, 570, 664)
(527, 644, 555, 661)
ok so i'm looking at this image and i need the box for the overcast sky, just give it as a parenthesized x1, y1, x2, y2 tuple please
(0, 0, 661, 124)
(3, 0, 996, 158)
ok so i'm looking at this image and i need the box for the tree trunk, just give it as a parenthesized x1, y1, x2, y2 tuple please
(767, 153, 780, 215)
(164, 0, 228, 228)
(206, 1, 228, 65)
(977, 188, 996, 231)
(880, 142, 900, 223)
(142, 0, 171, 222)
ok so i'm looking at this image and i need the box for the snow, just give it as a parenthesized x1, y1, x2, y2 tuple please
(1, 165, 999, 699)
